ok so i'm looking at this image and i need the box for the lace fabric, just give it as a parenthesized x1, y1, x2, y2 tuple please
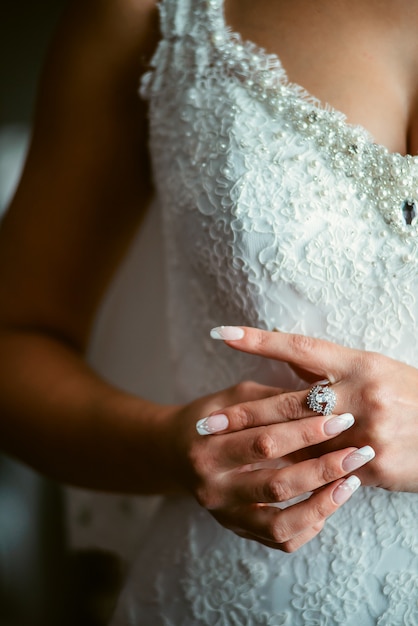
(110, 0, 418, 623)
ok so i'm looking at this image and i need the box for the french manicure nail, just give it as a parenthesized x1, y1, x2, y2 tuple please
(342, 445, 376, 472)
(332, 475, 361, 505)
(324, 413, 355, 436)
(210, 326, 245, 340)
(196, 414, 229, 435)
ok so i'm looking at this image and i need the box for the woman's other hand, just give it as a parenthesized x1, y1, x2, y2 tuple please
(211, 325, 418, 493)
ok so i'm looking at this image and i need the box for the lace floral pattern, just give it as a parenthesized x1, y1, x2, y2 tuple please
(112, 489, 418, 625)
(378, 572, 418, 625)
(111, 0, 418, 623)
(182, 548, 285, 626)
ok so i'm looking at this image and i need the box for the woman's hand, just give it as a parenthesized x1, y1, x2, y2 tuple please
(210, 325, 418, 492)
(160, 380, 372, 552)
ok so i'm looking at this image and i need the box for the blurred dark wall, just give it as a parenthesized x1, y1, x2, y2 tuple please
(0, 3, 69, 626)
(1, 0, 67, 125)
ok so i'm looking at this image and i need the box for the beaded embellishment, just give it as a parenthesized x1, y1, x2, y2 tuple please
(205, 0, 418, 238)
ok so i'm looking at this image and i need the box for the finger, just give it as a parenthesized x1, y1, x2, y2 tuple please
(229, 381, 288, 404)
(196, 383, 290, 435)
(276, 521, 326, 553)
(210, 326, 355, 382)
(236, 474, 361, 546)
(237, 520, 325, 552)
(197, 388, 344, 435)
(225, 445, 370, 505)
(219, 413, 356, 467)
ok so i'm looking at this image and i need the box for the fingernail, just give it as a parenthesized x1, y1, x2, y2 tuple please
(324, 413, 355, 436)
(210, 326, 245, 340)
(196, 414, 229, 435)
(342, 445, 376, 472)
(332, 475, 361, 505)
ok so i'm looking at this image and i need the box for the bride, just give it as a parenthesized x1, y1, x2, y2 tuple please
(2, 1, 418, 623)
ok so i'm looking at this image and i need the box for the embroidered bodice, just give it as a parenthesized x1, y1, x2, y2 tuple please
(138, 0, 418, 400)
(107, 1, 418, 623)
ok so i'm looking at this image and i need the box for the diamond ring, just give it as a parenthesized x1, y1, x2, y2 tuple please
(306, 380, 337, 416)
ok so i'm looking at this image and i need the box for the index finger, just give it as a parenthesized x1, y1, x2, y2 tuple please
(210, 326, 352, 382)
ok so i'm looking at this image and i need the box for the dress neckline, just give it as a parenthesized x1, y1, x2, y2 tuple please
(211, 0, 414, 161)
(202, 0, 418, 238)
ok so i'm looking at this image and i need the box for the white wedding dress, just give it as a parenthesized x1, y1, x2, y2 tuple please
(108, 0, 418, 623)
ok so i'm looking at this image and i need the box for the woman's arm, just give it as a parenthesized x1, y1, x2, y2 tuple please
(0, 0, 169, 491)
(0, 0, 159, 349)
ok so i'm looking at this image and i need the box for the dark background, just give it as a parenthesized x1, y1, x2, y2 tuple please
(1, 0, 65, 125)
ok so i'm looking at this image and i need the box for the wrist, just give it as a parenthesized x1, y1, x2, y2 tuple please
(84, 385, 183, 494)
(144, 401, 189, 494)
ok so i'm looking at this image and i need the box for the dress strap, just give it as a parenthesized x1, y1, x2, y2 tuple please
(141, 0, 224, 99)
(157, 0, 224, 40)
(158, 0, 192, 39)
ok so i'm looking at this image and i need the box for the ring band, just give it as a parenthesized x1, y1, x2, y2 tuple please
(306, 381, 337, 416)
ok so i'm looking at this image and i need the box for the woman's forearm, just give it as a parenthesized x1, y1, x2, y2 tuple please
(0, 327, 178, 494)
